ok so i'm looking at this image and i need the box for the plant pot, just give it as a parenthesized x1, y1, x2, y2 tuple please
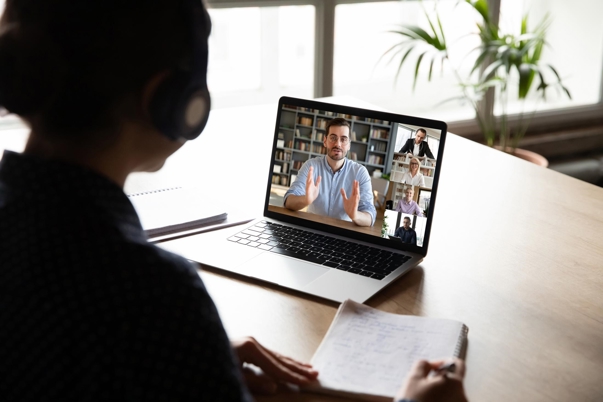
(495, 146, 549, 167)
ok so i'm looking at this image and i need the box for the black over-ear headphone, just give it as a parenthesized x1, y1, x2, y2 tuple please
(149, 0, 211, 141)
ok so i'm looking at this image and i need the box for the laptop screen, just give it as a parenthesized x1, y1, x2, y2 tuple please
(264, 97, 446, 256)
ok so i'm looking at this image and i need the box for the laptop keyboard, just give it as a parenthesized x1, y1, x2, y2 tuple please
(227, 221, 411, 280)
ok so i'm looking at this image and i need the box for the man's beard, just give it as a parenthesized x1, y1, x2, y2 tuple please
(328, 147, 345, 161)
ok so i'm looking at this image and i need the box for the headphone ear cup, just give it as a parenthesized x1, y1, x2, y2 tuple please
(149, 0, 211, 141)
(149, 72, 211, 141)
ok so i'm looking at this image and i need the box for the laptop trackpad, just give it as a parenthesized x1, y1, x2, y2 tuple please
(244, 253, 329, 288)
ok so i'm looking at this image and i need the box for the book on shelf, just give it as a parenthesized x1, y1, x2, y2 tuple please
(423, 158, 436, 167)
(303, 299, 468, 402)
(274, 151, 291, 162)
(298, 116, 313, 126)
(370, 128, 390, 140)
(127, 187, 228, 239)
(295, 141, 308, 151)
(368, 155, 384, 165)
(373, 142, 386, 152)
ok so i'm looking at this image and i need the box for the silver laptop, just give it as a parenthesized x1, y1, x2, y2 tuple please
(161, 97, 447, 303)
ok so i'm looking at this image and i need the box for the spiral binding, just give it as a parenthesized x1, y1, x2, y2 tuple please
(454, 324, 469, 357)
(126, 187, 182, 198)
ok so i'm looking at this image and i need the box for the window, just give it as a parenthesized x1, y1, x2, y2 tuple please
(394, 124, 413, 152)
(496, 0, 603, 115)
(1, 0, 601, 158)
(206, 5, 315, 109)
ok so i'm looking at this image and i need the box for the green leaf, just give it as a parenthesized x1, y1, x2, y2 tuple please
(521, 15, 528, 36)
(436, 12, 447, 49)
(393, 25, 442, 48)
(547, 64, 572, 99)
(466, 0, 490, 24)
(482, 59, 503, 80)
(470, 45, 495, 75)
(561, 84, 572, 100)
(425, 12, 441, 45)
(394, 47, 416, 84)
(413, 51, 427, 90)
(530, 38, 544, 64)
(518, 63, 534, 99)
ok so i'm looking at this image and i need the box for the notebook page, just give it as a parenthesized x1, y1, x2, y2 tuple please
(310, 299, 466, 399)
(128, 187, 227, 236)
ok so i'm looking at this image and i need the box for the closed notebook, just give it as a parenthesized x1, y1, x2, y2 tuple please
(127, 187, 227, 238)
(304, 299, 468, 401)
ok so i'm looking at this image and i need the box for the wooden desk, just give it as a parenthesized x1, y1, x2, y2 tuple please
(121, 101, 603, 401)
(2, 99, 601, 401)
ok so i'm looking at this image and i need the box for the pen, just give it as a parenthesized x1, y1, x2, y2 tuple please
(435, 362, 456, 374)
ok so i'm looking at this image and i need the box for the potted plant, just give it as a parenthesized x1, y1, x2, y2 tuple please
(381, 214, 389, 238)
(384, 0, 571, 160)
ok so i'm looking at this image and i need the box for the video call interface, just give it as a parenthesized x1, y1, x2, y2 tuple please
(268, 103, 442, 248)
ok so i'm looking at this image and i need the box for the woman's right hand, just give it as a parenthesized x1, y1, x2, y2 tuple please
(395, 358, 467, 402)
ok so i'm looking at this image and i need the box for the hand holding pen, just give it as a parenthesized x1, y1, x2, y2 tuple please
(396, 357, 468, 402)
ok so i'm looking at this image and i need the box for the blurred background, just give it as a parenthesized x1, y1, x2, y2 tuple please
(1, 0, 602, 185)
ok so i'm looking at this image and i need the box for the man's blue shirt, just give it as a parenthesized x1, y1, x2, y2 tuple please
(284, 156, 376, 225)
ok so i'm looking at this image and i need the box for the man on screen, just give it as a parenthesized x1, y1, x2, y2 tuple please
(394, 216, 417, 245)
(398, 128, 435, 159)
(284, 118, 376, 227)
(395, 187, 424, 217)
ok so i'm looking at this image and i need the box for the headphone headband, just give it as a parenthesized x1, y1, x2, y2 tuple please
(149, 0, 211, 141)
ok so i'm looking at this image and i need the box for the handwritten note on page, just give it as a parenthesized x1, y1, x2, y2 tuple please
(307, 299, 468, 401)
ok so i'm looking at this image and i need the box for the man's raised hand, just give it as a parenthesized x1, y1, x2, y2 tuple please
(340, 180, 360, 222)
(304, 166, 321, 206)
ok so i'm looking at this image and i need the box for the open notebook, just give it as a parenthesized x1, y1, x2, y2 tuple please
(161, 97, 447, 303)
(304, 299, 468, 401)
(127, 187, 227, 239)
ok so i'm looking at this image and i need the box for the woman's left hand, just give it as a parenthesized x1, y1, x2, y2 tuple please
(231, 337, 319, 395)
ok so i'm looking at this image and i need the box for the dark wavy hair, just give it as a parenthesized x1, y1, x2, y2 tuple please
(325, 117, 351, 136)
(0, 0, 206, 139)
